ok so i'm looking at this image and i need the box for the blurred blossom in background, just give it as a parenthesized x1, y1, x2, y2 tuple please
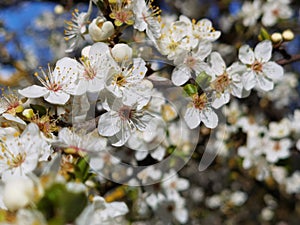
(0, 0, 300, 225)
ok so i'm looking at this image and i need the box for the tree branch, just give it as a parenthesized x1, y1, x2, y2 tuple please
(276, 54, 300, 66)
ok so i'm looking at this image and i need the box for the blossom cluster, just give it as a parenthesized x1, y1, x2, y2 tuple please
(0, 0, 299, 224)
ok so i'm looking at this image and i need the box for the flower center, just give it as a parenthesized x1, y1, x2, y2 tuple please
(10, 152, 26, 168)
(118, 105, 132, 121)
(116, 11, 130, 23)
(272, 9, 279, 16)
(49, 83, 62, 92)
(81, 57, 97, 80)
(32, 114, 58, 138)
(113, 73, 127, 87)
(167, 40, 179, 51)
(192, 93, 208, 110)
(110, 6, 134, 26)
(273, 142, 281, 152)
(251, 60, 263, 73)
(186, 56, 196, 68)
(211, 73, 230, 93)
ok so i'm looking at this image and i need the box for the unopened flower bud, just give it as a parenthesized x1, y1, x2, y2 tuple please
(271, 32, 282, 43)
(22, 109, 34, 119)
(282, 29, 294, 41)
(3, 177, 35, 211)
(111, 43, 133, 62)
(54, 4, 64, 14)
(89, 17, 115, 42)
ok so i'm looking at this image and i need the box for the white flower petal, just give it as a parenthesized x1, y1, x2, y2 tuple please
(257, 76, 274, 91)
(197, 19, 212, 32)
(135, 151, 148, 161)
(53, 57, 80, 93)
(231, 82, 244, 98)
(175, 208, 188, 224)
(254, 41, 272, 62)
(44, 91, 70, 105)
(212, 93, 230, 109)
(200, 108, 218, 128)
(131, 58, 147, 80)
(210, 52, 226, 76)
(18, 85, 48, 98)
(172, 66, 191, 86)
(89, 42, 110, 59)
(262, 61, 284, 80)
(90, 42, 118, 73)
(184, 107, 200, 129)
(195, 41, 212, 60)
(239, 45, 255, 65)
(242, 71, 256, 91)
(176, 179, 190, 191)
(74, 80, 87, 95)
(86, 77, 105, 93)
(262, 12, 277, 27)
(2, 114, 26, 125)
(98, 112, 121, 136)
(151, 146, 165, 161)
(111, 126, 131, 147)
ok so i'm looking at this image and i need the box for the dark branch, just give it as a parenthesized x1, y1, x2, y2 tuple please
(276, 54, 300, 66)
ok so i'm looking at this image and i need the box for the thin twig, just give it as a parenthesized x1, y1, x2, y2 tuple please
(276, 54, 300, 66)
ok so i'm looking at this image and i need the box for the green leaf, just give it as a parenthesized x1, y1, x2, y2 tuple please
(183, 84, 198, 96)
(37, 183, 88, 224)
(61, 191, 87, 222)
(195, 71, 212, 90)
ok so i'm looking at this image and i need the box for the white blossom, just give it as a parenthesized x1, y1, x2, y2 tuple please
(285, 171, 300, 194)
(19, 57, 83, 105)
(268, 119, 291, 139)
(77, 42, 116, 93)
(0, 123, 51, 181)
(239, 0, 262, 27)
(177, 15, 221, 48)
(184, 93, 218, 129)
(105, 57, 153, 109)
(209, 52, 245, 108)
(264, 138, 291, 163)
(76, 196, 128, 225)
(64, 1, 93, 52)
(98, 98, 154, 146)
(133, 0, 161, 40)
(0, 92, 26, 125)
(57, 128, 107, 154)
(238, 40, 284, 91)
(161, 170, 190, 195)
(262, 0, 293, 27)
(171, 41, 212, 86)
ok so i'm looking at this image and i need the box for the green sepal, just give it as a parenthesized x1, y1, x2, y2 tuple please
(183, 84, 198, 96)
(258, 27, 271, 41)
(74, 156, 91, 182)
(195, 71, 212, 90)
